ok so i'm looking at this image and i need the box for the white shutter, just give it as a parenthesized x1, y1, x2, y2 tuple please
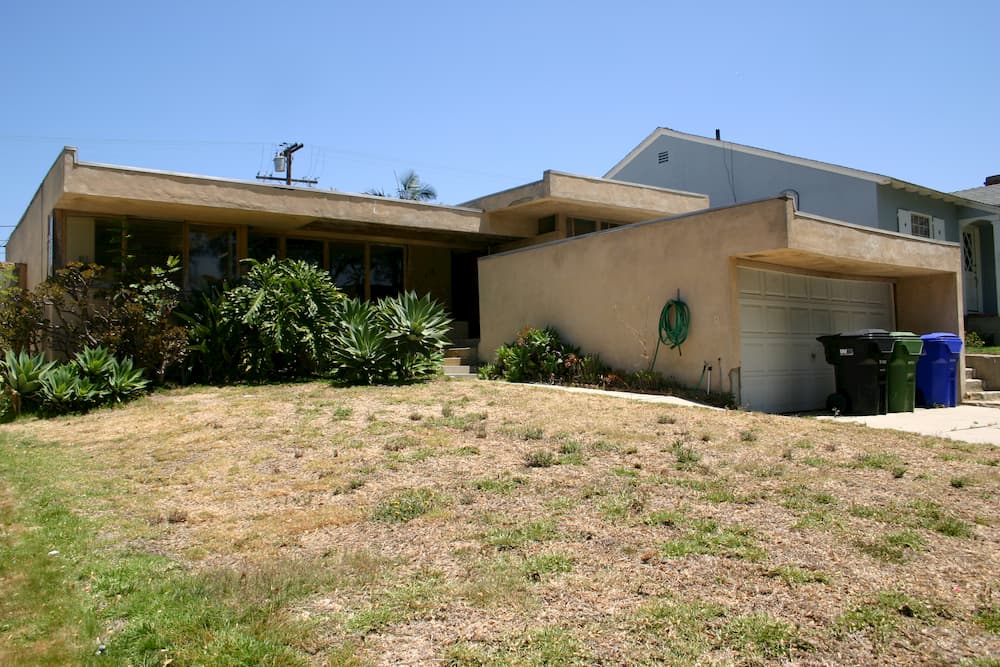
(897, 209, 912, 234)
(932, 217, 946, 240)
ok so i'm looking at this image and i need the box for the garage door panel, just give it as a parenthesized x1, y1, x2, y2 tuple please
(739, 269, 763, 295)
(738, 268, 893, 413)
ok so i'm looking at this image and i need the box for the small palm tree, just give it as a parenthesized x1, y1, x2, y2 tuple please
(366, 170, 437, 202)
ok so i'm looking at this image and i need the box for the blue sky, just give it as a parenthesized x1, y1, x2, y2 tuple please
(2, 1, 998, 257)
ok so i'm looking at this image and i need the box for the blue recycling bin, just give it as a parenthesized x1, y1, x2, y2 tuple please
(915, 333, 963, 408)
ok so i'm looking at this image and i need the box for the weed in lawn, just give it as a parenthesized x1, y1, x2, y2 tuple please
(472, 475, 527, 494)
(621, 444, 639, 455)
(909, 499, 975, 537)
(801, 456, 830, 468)
(852, 452, 904, 470)
(660, 520, 766, 562)
(703, 486, 757, 505)
(835, 590, 940, 643)
(483, 520, 558, 549)
(975, 605, 999, 634)
(891, 465, 908, 479)
(656, 414, 676, 425)
(740, 430, 757, 442)
(524, 450, 556, 468)
(643, 509, 686, 527)
(345, 572, 446, 633)
(370, 488, 441, 523)
(521, 552, 573, 582)
(599, 487, 645, 522)
(449, 446, 479, 456)
(721, 613, 809, 660)
(634, 597, 726, 660)
(951, 476, 973, 488)
(520, 426, 544, 441)
(765, 565, 831, 585)
(556, 440, 586, 465)
(611, 466, 639, 479)
(855, 529, 926, 563)
(672, 441, 702, 470)
(408, 412, 422, 421)
(333, 406, 353, 420)
(383, 434, 420, 452)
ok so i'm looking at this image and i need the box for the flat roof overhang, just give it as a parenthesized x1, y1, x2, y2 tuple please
(54, 156, 523, 248)
(464, 170, 710, 236)
(734, 210, 959, 279)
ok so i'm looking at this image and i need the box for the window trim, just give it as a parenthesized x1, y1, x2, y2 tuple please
(896, 209, 945, 241)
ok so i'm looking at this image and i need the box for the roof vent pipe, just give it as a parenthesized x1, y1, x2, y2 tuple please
(986, 174, 1000, 186)
(715, 129, 721, 141)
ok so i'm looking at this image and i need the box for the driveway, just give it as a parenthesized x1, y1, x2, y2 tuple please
(828, 405, 1000, 445)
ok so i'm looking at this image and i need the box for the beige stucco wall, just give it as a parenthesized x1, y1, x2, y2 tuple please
(478, 199, 791, 389)
(7, 151, 69, 288)
(479, 196, 965, 400)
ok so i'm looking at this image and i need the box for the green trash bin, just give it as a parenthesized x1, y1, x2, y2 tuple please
(887, 332, 923, 413)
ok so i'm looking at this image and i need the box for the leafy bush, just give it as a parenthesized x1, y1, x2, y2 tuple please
(0, 261, 187, 384)
(966, 330, 987, 348)
(329, 298, 392, 385)
(217, 258, 345, 381)
(482, 326, 579, 383)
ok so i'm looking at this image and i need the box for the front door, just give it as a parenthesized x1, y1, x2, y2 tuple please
(963, 226, 982, 313)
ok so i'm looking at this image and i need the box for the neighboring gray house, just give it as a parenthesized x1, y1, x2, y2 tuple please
(607, 128, 1000, 320)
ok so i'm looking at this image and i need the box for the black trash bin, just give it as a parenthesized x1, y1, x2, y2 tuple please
(817, 329, 896, 415)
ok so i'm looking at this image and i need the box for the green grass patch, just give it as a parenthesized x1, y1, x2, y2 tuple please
(483, 520, 558, 550)
(855, 529, 926, 563)
(472, 475, 527, 494)
(852, 452, 904, 470)
(975, 605, 999, 634)
(520, 552, 573, 582)
(765, 565, 831, 585)
(721, 612, 809, 660)
(660, 519, 766, 562)
(835, 590, 942, 643)
(370, 488, 441, 523)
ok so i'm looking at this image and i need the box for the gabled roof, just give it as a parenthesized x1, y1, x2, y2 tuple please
(954, 184, 1000, 207)
(606, 127, 1000, 214)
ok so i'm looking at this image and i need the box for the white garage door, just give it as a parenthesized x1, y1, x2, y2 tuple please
(738, 267, 894, 413)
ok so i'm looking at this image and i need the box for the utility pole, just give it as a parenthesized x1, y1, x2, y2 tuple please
(256, 142, 318, 186)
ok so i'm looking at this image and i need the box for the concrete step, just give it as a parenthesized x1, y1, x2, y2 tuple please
(445, 373, 480, 380)
(444, 340, 478, 365)
(966, 367, 976, 379)
(966, 378, 984, 392)
(964, 390, 1000, 401)
(443, 364, 472, 376)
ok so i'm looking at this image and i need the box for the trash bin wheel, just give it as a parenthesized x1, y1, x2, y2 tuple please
(826, 392, 850, 415)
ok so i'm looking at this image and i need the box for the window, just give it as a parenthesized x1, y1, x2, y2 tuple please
(248, 234, 280, 262)
(188, 225, 237, 291)
(95, 218, 183, 278)
(568, 217, 622, 237)
(537, 215, 556, 235)
(897, 209, 945, 240)
(370, 245, 404, 300)
(285, 238, 324, 265)
(329, 242, 365, 298)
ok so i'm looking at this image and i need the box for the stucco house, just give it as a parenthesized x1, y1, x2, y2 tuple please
(955, 174, 1000, 339)
(7, 143, 967, 413)
(605, 128, 1000, 322)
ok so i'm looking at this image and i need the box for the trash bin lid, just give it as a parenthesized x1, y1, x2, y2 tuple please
(889, 332, 924, 355)
(838, 329, 890, 338)
(920, 332, 963, 354)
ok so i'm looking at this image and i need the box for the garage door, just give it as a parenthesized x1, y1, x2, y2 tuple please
(738, 267, 894, 413)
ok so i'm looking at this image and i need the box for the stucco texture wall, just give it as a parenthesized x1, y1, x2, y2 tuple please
(478, 199, 791, 390)
(7, 151, 68, 288)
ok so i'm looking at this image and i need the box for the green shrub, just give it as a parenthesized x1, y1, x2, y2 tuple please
(220, 258, 345, 381)
(329, 292, 451, 385)
(485, 326, 580, 383)
(0, 349, 55, 415)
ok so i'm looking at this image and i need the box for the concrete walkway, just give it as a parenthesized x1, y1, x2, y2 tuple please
(827, 406, 1000, 445)
(491, 381, 1000, 446)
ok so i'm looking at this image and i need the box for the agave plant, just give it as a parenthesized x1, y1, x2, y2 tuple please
(0, 349, 55, 415)
(105, 356, 149, 404)
(73, 345, 114, 380)
(37, 364, 84, 414)
(377, 291, 452, 381)
(329, 298, 392, 385)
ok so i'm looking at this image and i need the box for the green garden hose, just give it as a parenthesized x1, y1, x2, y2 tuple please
(648, 298, 690, 371)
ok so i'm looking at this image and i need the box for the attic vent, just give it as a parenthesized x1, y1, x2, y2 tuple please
(657, 150, 670, 164)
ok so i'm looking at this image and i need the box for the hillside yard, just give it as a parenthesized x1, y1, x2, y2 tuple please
(1, 379, 998, 666)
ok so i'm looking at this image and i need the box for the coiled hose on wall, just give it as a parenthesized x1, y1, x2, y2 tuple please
(648, 298, 690, 372)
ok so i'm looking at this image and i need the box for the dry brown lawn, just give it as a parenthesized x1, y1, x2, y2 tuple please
(4, 378, 999, 665)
